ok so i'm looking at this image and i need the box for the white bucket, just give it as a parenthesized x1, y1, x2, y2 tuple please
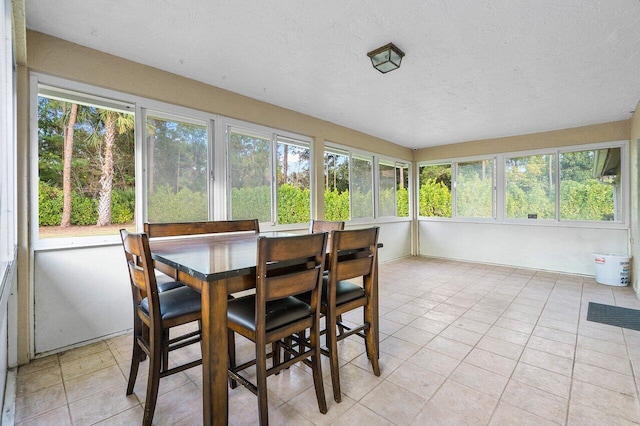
(593, 254, 630, 287)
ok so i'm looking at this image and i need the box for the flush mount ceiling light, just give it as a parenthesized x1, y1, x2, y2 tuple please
(367, 43, 405, 73)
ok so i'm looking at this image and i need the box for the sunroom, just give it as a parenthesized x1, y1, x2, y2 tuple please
(2, 1, 640, 424)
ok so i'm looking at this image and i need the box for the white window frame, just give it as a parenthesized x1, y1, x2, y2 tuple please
(141, 108, 214, 224)
(325, 142, 413, 223)
(375, 156, 412, 220)
(30, 73, 223, 249)
(418, 140, 629, 229)
(223, 117, 314, 230)
(1, 0, 16, 269)
(417, 154, 497, 223)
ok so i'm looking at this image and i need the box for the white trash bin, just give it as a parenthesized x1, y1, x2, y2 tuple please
(593, 254, 630, 287)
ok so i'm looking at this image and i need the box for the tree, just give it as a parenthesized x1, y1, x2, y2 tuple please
(60, 103, 79, 227)
(91, 110, 135, 226)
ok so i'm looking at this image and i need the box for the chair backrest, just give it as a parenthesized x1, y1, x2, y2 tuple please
(120, 229, 161, 320)
(144, 219, 260, 238)
(328, 227, 380, 283)
(255, 232, 328, 315)
(309, 220, 345, 234)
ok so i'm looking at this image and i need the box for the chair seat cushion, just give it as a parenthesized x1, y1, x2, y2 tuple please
(155, 272, 184, 293)
(228, 296, 311, 332)
(140, 286, 201, 320)
(297, 278, 365, 307)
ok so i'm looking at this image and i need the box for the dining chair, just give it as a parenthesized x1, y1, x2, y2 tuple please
(309, 219, 346, 332)
(309, 219, 345, 233)
(227, 232, 328, 425)
(299, 227, 380, 403)
(120, 230, 203, 426)
(143, 219, 260, 290)
(144, 219, 260, 238)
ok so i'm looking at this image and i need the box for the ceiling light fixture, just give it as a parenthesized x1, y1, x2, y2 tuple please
(367, 43, 405, 74)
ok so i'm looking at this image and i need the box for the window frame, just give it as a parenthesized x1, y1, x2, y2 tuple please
(325, 142, 413, 223)
(30, 73, 223, 249)
(223, 117, 314, 229)
(417, 154, 497, 222)
(418, 140, 628, 229)
(31, 76, 137, 248)
(376, 157, 412, 219)
(141, 108, 214, 224)
(1, 0, 16, 270)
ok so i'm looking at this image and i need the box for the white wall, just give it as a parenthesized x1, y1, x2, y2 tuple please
(351, 220, 412, 263)
(418, 220, 629, 275)
(32, 221, 412, 355)
(34, 246, 131, 355)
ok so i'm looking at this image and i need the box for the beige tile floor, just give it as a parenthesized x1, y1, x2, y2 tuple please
(13, 256, 640, 425)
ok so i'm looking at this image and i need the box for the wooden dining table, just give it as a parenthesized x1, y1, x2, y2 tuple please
(149, 231, 380, 425)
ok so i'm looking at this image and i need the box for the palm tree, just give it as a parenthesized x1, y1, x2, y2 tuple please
(90, 110, 135, 226)
(58, 102, 79, 227)
(43, 99, 86, 228)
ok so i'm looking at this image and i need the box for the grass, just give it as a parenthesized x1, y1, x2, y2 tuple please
(39, 223, 135, 239)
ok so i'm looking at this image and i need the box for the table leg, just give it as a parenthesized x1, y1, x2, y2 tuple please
(201, 279, 229, 425)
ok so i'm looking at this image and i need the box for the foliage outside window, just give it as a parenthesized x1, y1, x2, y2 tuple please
(276, 138, 311, 224)
(506, 154, 556, 219)
(419, 163, 452, 217)
(456, 160, 494, 218)
(229, 127, 272, 222)
(146, 113, 208, 223)
(37, 89, 135, 238)
(324, 149, 350, 221)
(351, 154, 373, 219)
(228, 126, 311, 225)
(420, 145, 623, 223)
(560, 148, 620, 221)
(379, 161, 410, 217)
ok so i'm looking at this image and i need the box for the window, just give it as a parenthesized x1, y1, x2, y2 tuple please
(418, 163, 452, 217)
(324, 145, 410, 221)
(420, 142, 625, 224)
(505, 154, 556, 220)
(324, 148, 350, 221)
(560, 147, 621, 221)
(227, 123, 311, 225)
(379, 160, 410, 217)
(456, 159, 494, 218)
(351, 154, 373, 219)
(36, 86, 135, 239)
(277, 137, 311, 224)
(146, 112, 209, 222)
(228, 127, 272, 222)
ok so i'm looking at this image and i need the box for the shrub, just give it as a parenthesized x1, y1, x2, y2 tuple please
(148, 185, 208, 222)
(324, 189, 349, 221)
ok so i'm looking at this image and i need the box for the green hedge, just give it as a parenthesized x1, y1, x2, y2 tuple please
(39, 181, 135, 226)
(40, 181, 409, 226)
(148, 185, 208, 223)
(324, 189, 350, 221)
(277, 184, 310, 224)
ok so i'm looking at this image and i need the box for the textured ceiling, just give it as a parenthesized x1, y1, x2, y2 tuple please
(24, 0, 640, 149)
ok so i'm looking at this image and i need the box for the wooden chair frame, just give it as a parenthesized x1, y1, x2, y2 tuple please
(309, 219, 345, 233)
(144, 219, 259, 238)
(120, 230, 203, 426)
(227, 233, 328, 425)
(323, 227, 380, 402)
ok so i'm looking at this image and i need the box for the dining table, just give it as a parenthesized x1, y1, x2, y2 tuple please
(149, 230, 380, 425)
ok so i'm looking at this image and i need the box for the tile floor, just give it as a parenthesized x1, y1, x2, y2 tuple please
(13, 256, 640, 425)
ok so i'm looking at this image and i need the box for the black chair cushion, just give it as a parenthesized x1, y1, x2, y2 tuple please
(155, 273, 184, 293)
(140, 286, 201, 320)
(228, 296, 311, 332)
(298, 278, 365, 307)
